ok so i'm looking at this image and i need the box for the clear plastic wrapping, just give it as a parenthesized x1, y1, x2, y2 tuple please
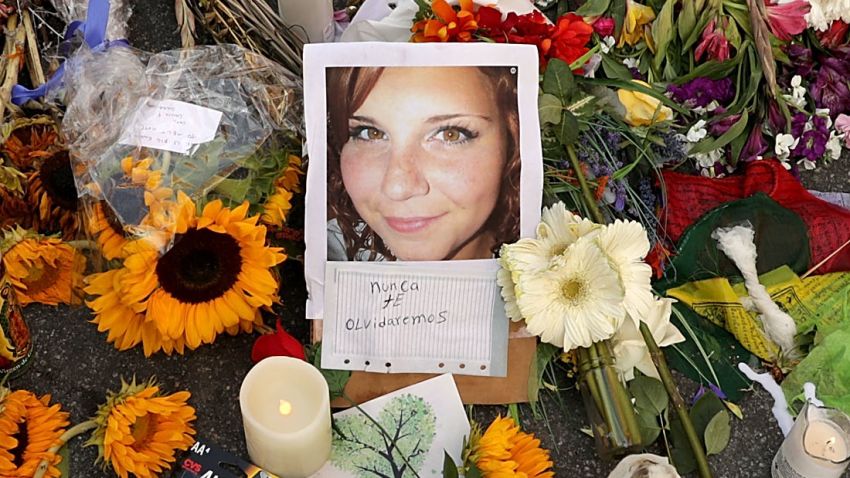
(50, 0, 133, 40)
(61, 44, 303, 252)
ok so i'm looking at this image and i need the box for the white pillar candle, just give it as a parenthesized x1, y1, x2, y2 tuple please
(772, 402, 850, 478)
(240, 357, 332, 478)
(277, 0, 334, 43)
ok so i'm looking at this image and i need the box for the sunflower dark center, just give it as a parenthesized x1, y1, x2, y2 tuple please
(10, 421, 28, 467)
(39, 151, 78, 212)
(157, 228, 242, 304)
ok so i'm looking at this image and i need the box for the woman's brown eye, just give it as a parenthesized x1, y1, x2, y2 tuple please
(368, 128, 384, 140)
(443, 128, 461, 142)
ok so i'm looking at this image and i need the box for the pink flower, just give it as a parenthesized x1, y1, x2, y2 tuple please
(593, 17, 615, 37)
(836, 114, 850, 148)
(695, 18, 731, 62)
(765, 0, 809, 41)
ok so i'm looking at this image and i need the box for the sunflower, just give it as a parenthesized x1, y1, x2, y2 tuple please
(85, 193, 286, 355)
(260, 154, 303, 228)
(1, 227, 86, 306)
(87, 378, 196, 478)
(0, 388, 70, 478)
(26, 150, 80, 239)
(470, 416, 554, 478)
(1, 116, 60, 171)
(514, 236, 625, 349)
(86, 201, 131, 260)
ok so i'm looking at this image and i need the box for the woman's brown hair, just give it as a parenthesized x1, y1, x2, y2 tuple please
(327, 66, 521, 261)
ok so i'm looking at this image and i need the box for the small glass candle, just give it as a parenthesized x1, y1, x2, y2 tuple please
(240, 356, 332, 478)
(773, 402, 850, 478)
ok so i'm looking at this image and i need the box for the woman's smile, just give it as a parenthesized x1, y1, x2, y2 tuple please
(383, 214, 447, 234)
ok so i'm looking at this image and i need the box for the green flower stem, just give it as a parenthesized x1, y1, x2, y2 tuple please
(33, 419, 98, 478)
(639, 323, 713, 478)
(567, 143, 713, 477)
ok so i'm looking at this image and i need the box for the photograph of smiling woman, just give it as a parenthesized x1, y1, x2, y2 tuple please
(326, 66, 521, 262)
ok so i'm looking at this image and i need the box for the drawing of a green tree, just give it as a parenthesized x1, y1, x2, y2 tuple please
(330, 394, 436, 478)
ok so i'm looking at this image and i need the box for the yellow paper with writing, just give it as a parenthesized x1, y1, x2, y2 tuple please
(667, 266, 850, 360)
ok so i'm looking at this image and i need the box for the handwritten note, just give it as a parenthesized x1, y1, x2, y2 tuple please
(118, 99, 223, 154)
(321, 262, 509, 377)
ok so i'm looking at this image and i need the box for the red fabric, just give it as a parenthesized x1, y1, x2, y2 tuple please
(662, 160, 850, 274)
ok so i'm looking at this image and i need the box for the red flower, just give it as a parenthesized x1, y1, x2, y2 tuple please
(548, 13, 594, 68)
(477, 6, 511, 40)
(818, 20, 850, 48)
(593, 17, 615, 37)
(251, 320, 306, 363)
(695, 18, 732, 62)
(764, 0, 809, 41)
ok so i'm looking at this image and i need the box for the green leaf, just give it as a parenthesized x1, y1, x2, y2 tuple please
(682, 9, 714, 52)
(688, 109, 749, 155)
(443, 451, 460, 478)
(727, 6, 752, 37)
(601, 53, 633, 81)
(636, 408, 662, 445)
(630, 376, 669, 415)
(669, 414, 698, 475)
(556, 110, 580, 146)
(576, 0, 611, 16)
(58, 445, 69, 478)
(690, 390, 726, 435)
(538, 94, 563, 125)
(704, 410, 731, 455)
(307, 343, 352, 400)
(610, 0, 627, 38)
(652, 0, 677, 70)
(528, 343, 561, 411)
(542, 59, 576, 101)
(678, 0, 697, 42)
(467, 465, 483, 478)
(725, 20, 742, 50)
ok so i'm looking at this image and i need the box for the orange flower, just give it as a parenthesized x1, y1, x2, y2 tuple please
(412, 0, 479, 42)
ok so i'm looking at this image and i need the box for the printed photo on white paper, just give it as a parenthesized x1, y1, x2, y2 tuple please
(302, 42, 543, 376)
(311, 374, 469, 478)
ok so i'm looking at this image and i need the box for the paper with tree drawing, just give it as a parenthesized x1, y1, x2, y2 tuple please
(311, 374, 469, 478)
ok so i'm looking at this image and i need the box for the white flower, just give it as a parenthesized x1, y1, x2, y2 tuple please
(782, 75, 808, 109)
(828, 130, 844, 161)
(774, 133, 799, 160)
(797, 158, 816, 170)
(693, 148, 724, 169)
(501, 203, 601, 276)
(595, 220, 654, 325)
(807, 0, 850, 31)
(611, 298, 685, 380)
(515, 237, 626, 349)
(693, 100, 720, 115)
(496, 257, 522, 322)
(686, 120, 708, 142)
(623, 57, 640, 69)
(608, 454, 682, 478)
(600, 36, 616, 54)
(583, 54, 602, 78)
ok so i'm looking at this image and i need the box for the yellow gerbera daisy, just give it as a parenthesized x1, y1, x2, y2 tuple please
(87, 378, 196, 478)
(26, 150, 80, 239)
(472, 416, 554, 478)
(85, 193, 286, 355)
(260, 155, 303, 228)
(1, 227, 86, 306)
(0, 388, 70, 478)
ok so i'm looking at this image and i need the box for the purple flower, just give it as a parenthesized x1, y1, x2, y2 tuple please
(792, 128, 829, 161)
(709, 113, 742, 136)
(790, 112, 809, 137)
(692, 383, 728, 405)
(768, 99, 787, 132)
(667, 77, 735, 108)
(812, 57, 850, 117)
(650, 132, 688, 165)
(785, 44, 814, 78)
(741, 123, 768, 162)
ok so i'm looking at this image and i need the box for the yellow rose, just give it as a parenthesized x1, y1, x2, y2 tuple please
(619, 0, 656, 48)
(617, 80, 673, 127)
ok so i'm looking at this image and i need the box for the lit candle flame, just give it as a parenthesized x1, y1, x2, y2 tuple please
(279, 400, 292, 416)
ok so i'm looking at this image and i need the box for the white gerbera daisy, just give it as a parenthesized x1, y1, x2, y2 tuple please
(611, 297, 685, 380)
(515, 237, 626, 349)
(596, 220, 655, 325)
(502, 203, 601, 276)
(496, 256, 522, 322)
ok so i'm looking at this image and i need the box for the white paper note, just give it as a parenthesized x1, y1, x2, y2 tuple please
(118, 98, 223, 154)
(322, 261, 509, 377)
(312, 374, 469, 477)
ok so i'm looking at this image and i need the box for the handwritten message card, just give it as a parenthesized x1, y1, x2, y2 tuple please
(118, 98, 223, 154)
(322, 262, 509, 377)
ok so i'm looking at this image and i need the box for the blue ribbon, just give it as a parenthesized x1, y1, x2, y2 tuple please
(12, 0, 128, 105)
